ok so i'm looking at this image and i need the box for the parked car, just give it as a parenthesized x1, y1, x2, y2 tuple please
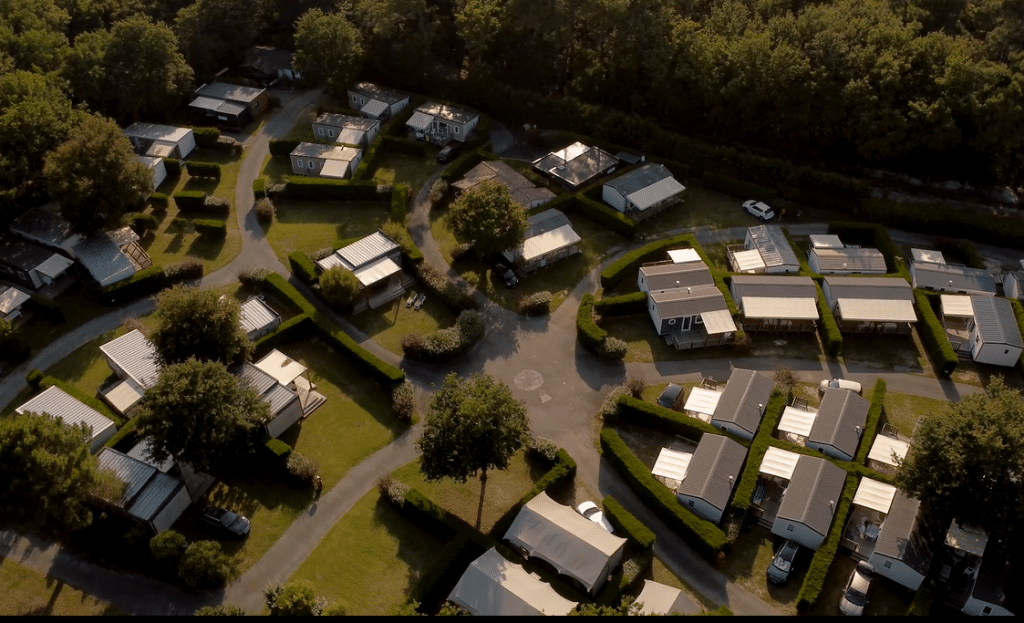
(767, 540, 800, 585)
(437, 142, 463, 163)
(743, 199, 775, 220)
(839, 562, 874, 616)
(819, 378, 863, 395)
(657, 383, 684, 410)
(576, 501, 615, 534)
(494, 262, 519, 288)
(200, 505, 251, 540)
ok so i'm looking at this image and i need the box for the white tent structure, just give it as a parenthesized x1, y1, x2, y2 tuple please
(448, 548, 577, 616)
(635, 579, 698, 615)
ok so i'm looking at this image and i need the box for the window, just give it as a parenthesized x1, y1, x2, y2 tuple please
(454, 126, 460, 134)
(787, 524, 794, 532)
(351, 94, 357, 103)
(297, 160, 304, 168)
(309, 160, 315, 169)
(883, 561, 892, 569)
(983, 606, 993, 615)
(317, 127, 324, 136)
(668, 318, 677, 325)
(328, 129, 334, 138)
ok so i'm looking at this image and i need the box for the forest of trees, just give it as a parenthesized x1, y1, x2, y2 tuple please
(2, 0, 1024, 215)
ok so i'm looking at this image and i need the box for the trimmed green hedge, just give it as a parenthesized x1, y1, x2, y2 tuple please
(815, 282, 843, 357)
(576, 293, 607, 352)
(252, 178, 267, 199)
(163, 158, 181, 178)
(702, 172, 777, 203)
(193, 219, 226, 239)
(441, 148, 486, 183)
(1012, 299, 1024, 373)
(269, 139, 301, 157)
(594, 292, 647, 317)
(907, 577, 936, 615)
(617, 395, 725, 442)
(25, 295, 65, 324)
(858, 198, 1024, 251)
(190, 126, 220, 149)
(855, 379, 887, 465)
(280, 177, 386, 201)
(796, 474, 858, 611)
(288, 251, 319, 285)
(602, 496, 656, 551)
(100, 265, 165, 306)
(172, 190, 206, 211)
(913, 290, 958, 377)
(262, 273, 315, 315)
(600, 233, 701, 290)
(730, 391, 788, 513)
(186, 161, 221, 180)
(409, 533, 487, 609)
(148, 192, 169, 209)
(600, 428, 727, 560)
(573, 195, 637, 238)
(252, 314, 316, 358)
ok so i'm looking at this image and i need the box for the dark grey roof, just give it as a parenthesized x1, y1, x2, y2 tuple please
(348, 82, 409, 105)
(640, 261, 715, 291)
(0, 235, 62, 271)
(234, 362, 298, 416)
(72, 233, 136, 286)
(971, 295, 1024, 348)
(10, 204, 77, 249)
(913, 262, 997, 294)
(712, 368, 774, 436)
(874, 491, 932, 575)
(746, 225, 800, 269)
(96, 447, 184, 523)
(808, 389, 870, 458)
(195, 81, 265, 103)
(730, 275, 817, 299)
(650, 284, 728, 319)
(525, 209, 571, 238)
(533, 142, 618, 188)
(604, 163, 673, 196)
(811, 247, 887, 273)
(777, 455, 846, 537)
(416, 101, 479, 124)
(615, 151, 644, 165)
(824, 276, 913, 301)
(676, 435, 746, 512)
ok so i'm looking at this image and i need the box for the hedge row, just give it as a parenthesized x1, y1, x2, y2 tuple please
(351, 103, 418, 181)
(190, 126, 220, 149)
(576, 293, 607, 351)
(913, 290, 958, 377)
(252, 315, 316, 359)
(440, 148, 486, 184)
(795, 474, 858, 611)
(280, 177, 386, 202)
(601, 496, 656, 551)
(600, 428, 727, 560)
(390, 183, 410, 223)
(729, 391, 788, 513)
(148, 192, 169, 209)
(411, 262, 478, 312)
(252, 178, 267, 199)
(193, 219, 226, 239)
(600, 233, 701, 290)
(1012, 300, 1024, 374)
(702, 172, 778, 203)
(100, 263, 205, 306)
(616, 395, 725, 442)
(572, 195, 637, 238)
(172, 190, 206, 211)
(261, 273, 315, 315)
(163, 158, 181, 178)
(186, 161, 221, 180)
(269, 139, 301, 157)
(288, 251, 319, 285)
(855, 379, 887, 465)
(857, 198, 1024, 251)
(814, 282, 843, 357)
(593, 292, 647, 317)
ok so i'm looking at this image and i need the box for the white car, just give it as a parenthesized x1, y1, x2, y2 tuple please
(743, 199, 775, 220)
(576, 501, 614, 534)
(819, 378, 863, 395)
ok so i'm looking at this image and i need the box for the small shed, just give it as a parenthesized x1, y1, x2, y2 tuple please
(99, 329, 161, 392)
(138, 155, 166, 191)
(235, 361, 304, 439)
(447, 548, 577, 616)
(0, 235, 74, 291)
(190, 81, 269, 127)
(239, 296, 281, 340)
(17, 386, 117, 453)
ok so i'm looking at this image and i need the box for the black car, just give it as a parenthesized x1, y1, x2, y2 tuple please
(437, 142, 462, 163)
(200, 505, 251, 540)
(767, 540, 800, 585)
(657, 383, 684, 410)
(494, 263, 519, 288)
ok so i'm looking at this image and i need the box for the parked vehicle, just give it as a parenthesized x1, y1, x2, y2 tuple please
(819, 378, 863, 395)
(767, 540, 800, 585)
(437, 142, 462, 163)
(657, 383, 684, 410)
(743, 200, 775, 220)
(839, 562, 874, 616)
(494, 262, 519, 288)
(576, 501, 615, 534)
(200, 505, 251, 540)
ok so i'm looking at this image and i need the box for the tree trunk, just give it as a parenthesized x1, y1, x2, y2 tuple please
(476, 468, 488, 530)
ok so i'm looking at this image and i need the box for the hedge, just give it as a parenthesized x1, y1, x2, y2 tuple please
(1012, 300, 1024, 373)
(25, 295, 65, 324)
(100, 265, 166, 306)
(401, 310, 485, 363)
(796, 474, 858, 611)
(411, 262, 478, 312)
(440, 148, 486, 183)
(288, 251, 319, 285)
(148, 192, 169, 209)
(730, 391, 788, 513)
(269, 139, 301, 157)
(390, 184, 410, 223)
(576, 293, 607, 352)
(173, 190, 207, 212)
(600, 233, 701, 290)
(701, 172, 778, 203)
(262, 273, 315, 315)
(193, 219, 227, 239)
(913, 290, 958, 377)
(815, 282, 843, 357)
(190, 126, 220, 149)
(403, 487, 475, 541)
(907, 577, 936, 615)
(409, 533, 487, 609)
(600, 428, 727, 560)
(280, 177, 386, 201)
(252, 178, 267, 199)
(855, 379, 887, 465)
(593, 292, 647, 317)
(252, 315, 315, 358)
(602, 496, 656, 551)
(163, 158, 181, 178)
(351, 103, 419, 181)
(616, 395, 725, 442)
(858, 198, 1024, 251)
(185, 161, 221, 180)
(572, 195, 637, 238)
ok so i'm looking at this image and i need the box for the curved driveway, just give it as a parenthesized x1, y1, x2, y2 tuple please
(0, 92, 988, 616)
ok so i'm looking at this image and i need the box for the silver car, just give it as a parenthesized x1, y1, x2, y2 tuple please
(839, 562, 874, 616)
(767, 540, 800, 585)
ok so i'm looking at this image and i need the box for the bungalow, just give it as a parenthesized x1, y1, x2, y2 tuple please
(235, 355, 319, 439)
(601, 163, 685, 221)
(911, 262, 997, 296)
(729, 275, 819, 332)
(635, 580, 698, 615)
(138, 155, 167, 192)
(123, 123, 196, 159)
(0, 235, 74, 291)
(289, 142, 362, 179)
(452, 160, 555, 209)
(533, 142, 618, 189)
(99, 329, 161, 416)
(675, 434, 747, 525)
(710, 368, 774, 440)
(643, 261, 736, 350)
(808, 247, 887, 275)
(867, 491, 932, 591)
(503, 492, 627, 597)
(448, 548, 577, 616)
(316, 230, 407, 310)
(126, 439, 215, 503)
(638, 260, 715, 294)
(17, 386, 117, 453)
(406, 101, 479, 144)
(238, 46, 299, 85)
(189, 81, 269, 128)
(238, 296, 281, 340)
(807, 388, 870, 461)
(729, 225, 801, 274)
(347, 82, 410, 120)
(0, 285, 31, 321)
(311, 113, 380, 146)
(964, 295, 1024, 367)
(502, 209, 581, 274)
(769, 452, 846, 550)
(821, 276, 917, 333)
(95, 447, 192, 534)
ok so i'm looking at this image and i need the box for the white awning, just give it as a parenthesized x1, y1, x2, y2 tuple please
(700, 309, 737, 334)
(626, 176, 685, 210)
(0, 287, 31, 314)
(652, 447, 693, 483)
(102, 380, 144, 415)
(741, 297, 820, 320)
(941, 294, 974, 318)
(853, 477, 897, 514)
(668, 248, 700, 264)
(730, 249, 766, 273)
(34, 253, 74, 279)
(759, 446, 801, 480)
(836, 298, 917, 323)
(407, 111, 433, 131)
(778, 406, 817, 437)
(867, 435, 910, 467)
(683, 387, 722, 417)
(353, 255, 401, 287)
(255, 349, 307, 387)
(360, 99, 388, 118)
(522, 223, 581, 263)
(320, 159, 351, 179)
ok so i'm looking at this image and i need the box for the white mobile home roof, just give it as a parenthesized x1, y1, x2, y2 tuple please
(360, 99, 389, 117)
(731, 249, 766, 272)
(652, 446, 693, 482)
(778, 405, 817, 437)
(836, 298, 917, 322)
(196, 81, 265, 103)
(235, 362, 297, 416)
(189, 95, 246, 116)
(353, 255, 401, 287)
(100, 329, 161, 389)
(741, 296, 819, 320)
(868, 434, 910, 467)
(913, 262, 997, 294)
(103, 380, 144, 415)
(124, 123, 193, 143)
(911, 248, 945, 264)
(319, 159, 350, 179)
(810, 234, 843, 248)
(522, 223, 581, 263)
(668, 248, 701, 263)
(0, 286, 31, 314)
(625, 176, 685, 211)
(336, 231, 399, 269)
(16, 386, 116, 450)
(759, 447, 801, 480)
(255, 349, 307, 387)
(700, 309, 737, 334)
(810, 247, 887, 273)
(448, 548, 577, 616)
(239, 297, 280, 337)
(746, 225, 800, 270)
(684, 387, 722, 417)
(852, 477, 897, 514)
(970, 295, 1024, 349)
(941, 294, 975, 318)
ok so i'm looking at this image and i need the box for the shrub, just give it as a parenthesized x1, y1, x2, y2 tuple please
(24, 296, 65, 324)
(255, 197, 275, 224)
(203, 195, 230, 215)
(573, 195, 637, 238)
(594, 292, 647, 316)
(280, 177, 385, 201)
(412, 262, 478, 312)
(702, 172, 778, 203)
(195, 604, 247, 616)
(449, 242, 476, 263)
(377, 474, 410, 508)
(238, 267, 271, 286)
(914, 290, 958, 377)
(25, 369, 45, 390)
(429, 179, 448, 203)
(190, 126, 220, 149)
(576, 294, 607, 352)
(173, 190, 206, 211)
(164, 259, 204, 281)
(265, 581, 328, 617)
(170, 217, 189, 232)
(100, 265, 167, 306)
(150, 530, 187, 567)
(186, 161, 221, 180)
(178, 541, 230, 588)
(123, 212, 159, 236)
(599, 385, 629, 422)
(380, 221, 423, 263)
(193, 219, 227, 239)
(625, 374, 645, 398)
(815, 282, 843, 357)
(286, 452, 319, 487)
(253, 178, 267, 199)
(517, 291, 552, 315)
(596, 336, 628, 360)
(526, 436, 560, 465)
(319, 265, 360, 310)
(148, 192, 169, 210)
(440, 148, 485, 183)
(391, 379, 415, 422)
(401, 309, 485, 363)
(617, 395, 722, 440)
(602, 497, 656, 551)
(163, 158, 181, 178)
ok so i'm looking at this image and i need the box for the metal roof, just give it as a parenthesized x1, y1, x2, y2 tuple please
(235, 362, 297, 416)
(415, 101, 479, 124)
(360, 99, 389, 118)
(836, 298, 917, 323)
(255, 349, 307, 387)
(913, 262, 997, 294)
(970, 295, 1024, 348)
(741, 296, 820, 320)
(911, 248, 946, 264)
(852, 477, 897, 514)
(336, 231, 400, 270)
(406, 110, 433, 131)
(650, 284, 728, 319)
(711, 368, 772, 434)
(349, 82, 408, 105)
(353, 255, 401, 286)
(808, 388, 870, 457)
(604, 163, 673, 195)
(778, 405, 817, 437)
(683, 387, 722, 417)
(941, 294, 975, 318)
(290, 142, 360, 160)
(100, 329, 161, 389)
(96, 448, 184, 523)
(16, 386, 116, 445)
(810, 247, 887, 273)
(868, 434, 910, 467)
(127, 439, 174, 472)
(946, 520, 989, 557)
(825, 276, 913, 300)
(746, 225, 800, 269)
(874, 492, 931, 574)
(676, 435, 746, 512)
(652, 446, 693, 482)
(455, 161, 553, 208)
(701, 309, 737, 334)
(760, 446, 801, 480)
(188, 95, 246, 116)
(319, 159, 351, 179)
(730, 249, 766, 272)
(731, 275, 817, 298)
(195, 81, 265, 103)
(776, 455, 846, 538)
(0, 286, 31, 314)
(10, 204, 80, 250)
(640, 261, 715, 291)
(448, 548, 577, 616)
(31, 247, 74, 278)
(533, 142, 617, 188)
(809, 234, 843, 248)
(521, 224, 580, 263)
(668, 248, 701, 263)
(124, 123, 192, 144)
(73, 233, 136, 286)
(314, 113, 378, 131)
(239, 297, 280, 337)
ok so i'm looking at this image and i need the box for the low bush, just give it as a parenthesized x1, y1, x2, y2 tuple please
(914, 290, 957, 377)
(265, 438, 292, 460)
(855, 379, 887, 464)
(286, 452, 319, 487)
(401, 309, 485, 363)
(193, 219, 227, 239)
(602, 496, 656, 551)
(173, 190, 206, 212)
(391, 379, 415, 422)
(238, 267, 272, 286)
(573, 195, 637, 238)
(24, 296, 65, 324)
(440, 149, 485, 184)
(576, 294, 607, 351)
(318, 265, 360, 310)
(203, 195, 230, 215)
(255, 197, 275, 224)
(190, 126, 220, 149)
(100, 265, 167, 306)
(178, 541, 230, 588)
(186, 161, 221, 180)
(262, 273, 315, 315)
(617, 395, 723, 441)
(526, 436, 560, 466)
(412, 262, 478, 312)
(815, 282, 843, 357)
(253, 178, 267, 199)
(164, 259, 204, 281)
(596, 337, 628, 360)
(150, 530, 187, 567)
(517, 291, 552, 315)
(124, 212, 159, 236)
(377, 474, 410, 508)
(449, 242, 476, 263)
(148, 192, 169, 210)
(280, 177, 386, 201)
(170, 217, 189, 232)
(163, 158, 181, 178)
(380, 221, 423, 264)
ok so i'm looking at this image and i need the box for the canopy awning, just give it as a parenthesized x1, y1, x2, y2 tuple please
(837, 298, 917, 323)
(742, 296, 820, 320)
(759, 446, 801, 480)
(700, 309, 737, 334)
(852, 477, 897, 514)
(730, 249, 766, 273)
(652, 447, 693, 483)
(320, 159, 351, 179)
(683, 387, 722, 417)
(406, 111, 433, 131)
(941, 294, 974, 318)
(868, 435, 910, 467)
(778, 406, 817, 437)
(353, 255, 401, 287)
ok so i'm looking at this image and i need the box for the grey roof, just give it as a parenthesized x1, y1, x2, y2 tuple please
(195, 81, 265, 103)
(824, 276, 913, 301)
(971, 295, 1024, 348)
(124, 122, 192, 144)
(126, 439, 174, 473)
(314, 113, 378, 131)
(712, 368, 774, 436)
(533, 142, 618, 188)
(525, 208, 571, 237)
(810, 247, 887, 273)
(100, 329, 161, 389)
(239, 297, 280, 337)
(96, 448, 184, 523)
(290, 142, 360, 161)
(604, 164, 674, 196)
(415, 101, 479, 124)
(349, 82, 408, 105)
(16, 386, 116, 442)
(10, 204, 77, 249)
(913, 262, 997, 294)
(454, 161, 555, 208)
(188, 95, 247, 116)
(234, 362, 297, 416)
(72, 233, 136, 286)
(336, 230, 399, 270)
(730, 275, 817, 299)
(874, 491, 932, 575)
(360, 99, 389, 117)
(650, 284, 728, 319)
(640, 261, 715, 291)
(0, 235, 64, 272)
(747, 225, 801, 269)
(676, 435, 746, 512)
(808, 389, 870, 458)
(777, 456, 846, 538)
(615, 151, 644, 165)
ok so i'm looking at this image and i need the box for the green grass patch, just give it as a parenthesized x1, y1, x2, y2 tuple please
(347, 295, 458, 356)
(635, 185, 760, 238)
(264, 200, 390, 266)
(371, 151, 441, 194)
(882, 392, 948, 437)
(0, 558, 124, 615)
(718, 529, 801, 614)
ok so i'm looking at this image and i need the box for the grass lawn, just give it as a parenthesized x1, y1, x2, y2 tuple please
(288, 488, 447, 616)
(802, 555, 913, 616)
(263, 199, 390, 266)
(719, 528, 803, 615)
(0, 558, 124, 616)
(392, 451, 545, 533)
(882, 392, 949, 438)
(260, 154, 294, 186)
(371, 151, 442, 195)
(635, 186, 761, 237)
(611, 422, 681, 470)
(347, 294, 457, 356)
(17, 282, 110, 354)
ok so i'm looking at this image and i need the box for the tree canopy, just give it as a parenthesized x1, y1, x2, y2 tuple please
(416, 372, 530, 483)
(133, 358, 270, 472)
(150, 285, 253, 369)
(293, 8, 364, 97)
(447, 180, 528, 260)
(44, 112, 151, 234)
(174, 0, 268, 78)
(897, 377, 1024, 539)
(318, 265, 361, 311)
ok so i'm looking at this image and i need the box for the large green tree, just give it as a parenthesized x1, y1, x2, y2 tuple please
(174, 0, 269, 77)
(44, 113, 151, 234)
(150, 285, 253, 369)
(447, 180, 528, 260)
(133, 358, 270, 472)
(0, 412, 100, 533)
(293, 8, 364, 97)
(0, 0, 70, 73)
(416, 372, 530, 484)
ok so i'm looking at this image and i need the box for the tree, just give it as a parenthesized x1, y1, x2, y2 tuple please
(569, 596, 642, 616)
(133, 358, 270, 473)
(103, 15, 194, 121)
(293, 8, 364, 97)
(150, 285, 253, 368)
(194, 604, 247, 616)
(44, 113, 151, 235)
(897, 377, 1024, 538)
(174, 0, 269, 77)
(264, 580, 329, 616)
(446, 180, 528, 260)
(178, 540, 231, 588)
(150, 529, 187, 567)
(0, 412, 100, 533)
(416, 372, 530, 484)
(318, 266, 361, 311)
